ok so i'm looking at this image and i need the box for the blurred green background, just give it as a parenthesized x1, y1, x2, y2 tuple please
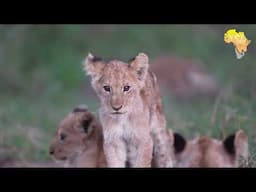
(0, 24, 256, 165)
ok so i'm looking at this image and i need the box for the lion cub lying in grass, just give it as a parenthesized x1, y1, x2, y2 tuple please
(49, 106, 106, 167)
(172, 130, 248, 167)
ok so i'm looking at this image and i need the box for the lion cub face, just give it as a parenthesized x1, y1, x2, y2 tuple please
(49, 107, 100, 165)
(84, 53, 149, 116)
(173, 130, 248, 167)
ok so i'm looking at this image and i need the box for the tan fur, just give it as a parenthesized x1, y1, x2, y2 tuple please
(84, 53, 173, 167)
(172, 130, 248, 167)
(150, 56, 219, 99)
(49, 107, 106, 167)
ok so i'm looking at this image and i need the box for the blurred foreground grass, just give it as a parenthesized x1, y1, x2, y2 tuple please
(0, 24, 256, 164)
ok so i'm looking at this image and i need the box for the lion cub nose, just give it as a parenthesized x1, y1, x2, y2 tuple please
(112, 105, 123, 111)
(49, 147, 55, 155)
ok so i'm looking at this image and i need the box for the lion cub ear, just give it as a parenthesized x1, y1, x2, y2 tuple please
(234, 130, 248, 160)
(223, 129, 248, 159)
(223, 133, 235, 155)
(129, 53, 149, 82)
(173, 132, 187, 154)
(76, 112, 94, 135)
(84, 53, 105, 78)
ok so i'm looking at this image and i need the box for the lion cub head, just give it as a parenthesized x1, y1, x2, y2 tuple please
(173, 130, 248, 167)
(84, 53, 149, 116)
(49, 106, 104, 167)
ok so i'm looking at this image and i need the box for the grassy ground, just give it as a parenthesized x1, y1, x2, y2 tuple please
(0, 24, 256, 165)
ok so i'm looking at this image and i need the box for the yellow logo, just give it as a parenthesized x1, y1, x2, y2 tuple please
(224, 29, 251, 59)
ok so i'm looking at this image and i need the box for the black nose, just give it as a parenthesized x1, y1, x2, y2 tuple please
(112, 105, 122, 111)
(49, 148, 54, 155)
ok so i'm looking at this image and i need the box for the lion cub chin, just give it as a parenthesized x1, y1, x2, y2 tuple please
(172, 130, 248, 167)
(49, 106, 106, 167)
(84, 53, 173, 167)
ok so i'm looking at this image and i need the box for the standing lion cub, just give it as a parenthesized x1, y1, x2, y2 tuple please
(84, 53, 173, 167)
(49, 106, 106, 167)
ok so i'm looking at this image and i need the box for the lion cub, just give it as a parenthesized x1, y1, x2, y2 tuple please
(49, 106, 106, 167)
(84, 53, 173, 167)
(172, 130, 248, 167)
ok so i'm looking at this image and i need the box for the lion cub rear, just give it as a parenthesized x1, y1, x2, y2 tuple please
(172, 130, 248, 167)
(49, 106, 106, 167)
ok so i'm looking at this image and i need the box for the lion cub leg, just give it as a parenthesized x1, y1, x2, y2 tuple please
(103, 138, 127, 167)
(127, 136, 153, 167)
(152, 129, 173, 167)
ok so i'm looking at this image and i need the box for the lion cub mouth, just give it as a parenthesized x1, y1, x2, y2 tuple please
(111, 112, 126, 115)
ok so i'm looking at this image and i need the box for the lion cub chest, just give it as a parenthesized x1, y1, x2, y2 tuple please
(104, 116, 139, 141)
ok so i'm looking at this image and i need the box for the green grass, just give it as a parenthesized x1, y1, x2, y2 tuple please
(0, 24, 256, 165)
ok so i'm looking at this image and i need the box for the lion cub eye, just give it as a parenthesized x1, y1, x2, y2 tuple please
(59, 133, 67, 141)
(123, 86, 130, 92)
(103, 85, 111, 92)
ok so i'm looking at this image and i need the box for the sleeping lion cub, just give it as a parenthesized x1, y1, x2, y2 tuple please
(49, 106, 106, 167)
(172, 130, 248, 167)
